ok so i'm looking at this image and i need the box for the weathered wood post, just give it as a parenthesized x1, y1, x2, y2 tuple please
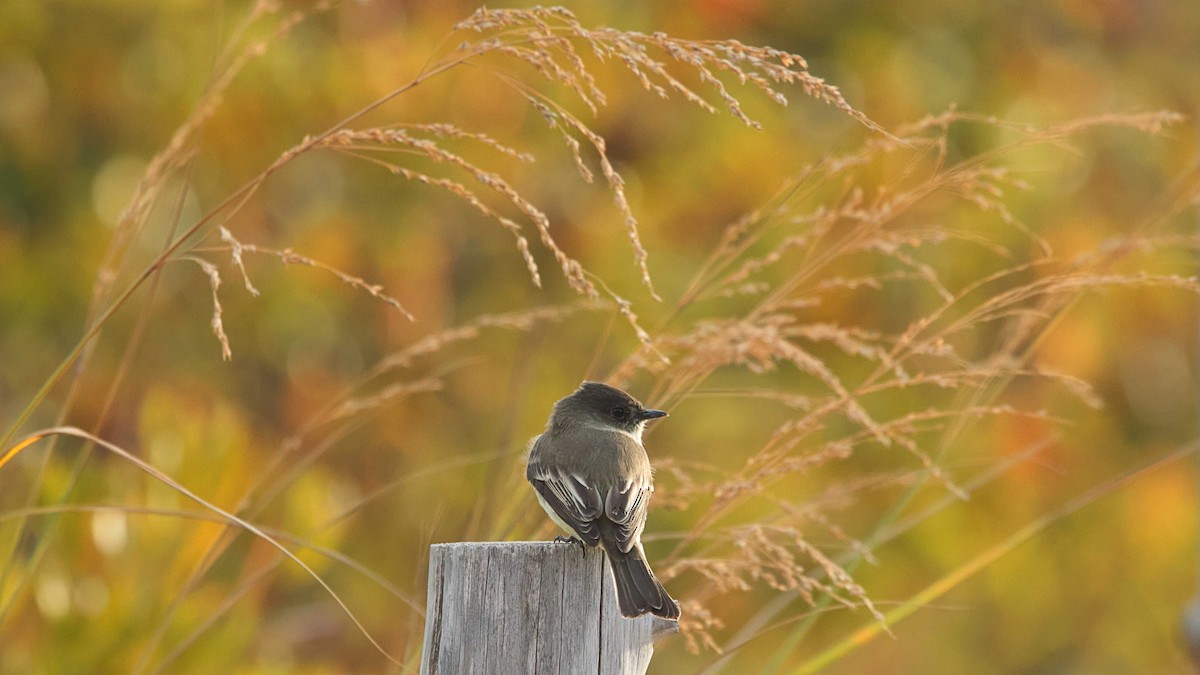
(420, 542, 678, 674)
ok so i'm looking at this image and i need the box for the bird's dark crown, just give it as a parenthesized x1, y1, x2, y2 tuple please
(551, 381, 667, 431)
(571, 381, 642, 412)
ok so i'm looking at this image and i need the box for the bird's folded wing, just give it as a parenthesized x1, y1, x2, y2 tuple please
(528, 461, 604, 546)
(604, 479, 651, 554)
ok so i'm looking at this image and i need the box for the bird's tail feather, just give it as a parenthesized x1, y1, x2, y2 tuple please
(604, 543, 680, 620)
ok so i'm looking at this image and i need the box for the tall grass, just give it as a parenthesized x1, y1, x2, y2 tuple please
(1, 3, 1197, 673)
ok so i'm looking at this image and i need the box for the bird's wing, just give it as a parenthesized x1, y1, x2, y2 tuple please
(603, 478, 652, 554)
(527, 460, 604, 546)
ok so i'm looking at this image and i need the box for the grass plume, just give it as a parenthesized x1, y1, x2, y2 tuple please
(1, 4, 1196, 674)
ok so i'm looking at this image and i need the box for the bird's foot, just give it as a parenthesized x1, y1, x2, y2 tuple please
(553, 534, 587, 558)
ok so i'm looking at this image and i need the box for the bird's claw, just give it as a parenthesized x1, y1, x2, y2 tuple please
(553, 534, 587, 559)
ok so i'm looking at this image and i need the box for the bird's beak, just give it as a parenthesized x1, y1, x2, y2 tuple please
(637, 409, 668, 421)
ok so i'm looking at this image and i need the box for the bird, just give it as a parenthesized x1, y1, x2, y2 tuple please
(526, 381, 681, 620)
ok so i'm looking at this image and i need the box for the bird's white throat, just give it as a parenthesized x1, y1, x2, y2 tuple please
(584, 421, 644, 444)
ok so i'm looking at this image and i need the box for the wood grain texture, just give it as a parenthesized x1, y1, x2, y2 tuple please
(420, 542, 677, 675)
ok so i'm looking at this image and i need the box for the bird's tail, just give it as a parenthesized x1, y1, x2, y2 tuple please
(604, 543, 680, 620)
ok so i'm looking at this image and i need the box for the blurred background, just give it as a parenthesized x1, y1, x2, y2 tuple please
(1, 1, 1198, 673)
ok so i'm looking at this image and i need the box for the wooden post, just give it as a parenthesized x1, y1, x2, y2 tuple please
(420, 542, 677, 675)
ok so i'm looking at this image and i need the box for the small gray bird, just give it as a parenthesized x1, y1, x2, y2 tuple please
(526, 381, 681, 620)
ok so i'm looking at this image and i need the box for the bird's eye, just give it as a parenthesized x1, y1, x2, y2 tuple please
(611, 406, 628, 420)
